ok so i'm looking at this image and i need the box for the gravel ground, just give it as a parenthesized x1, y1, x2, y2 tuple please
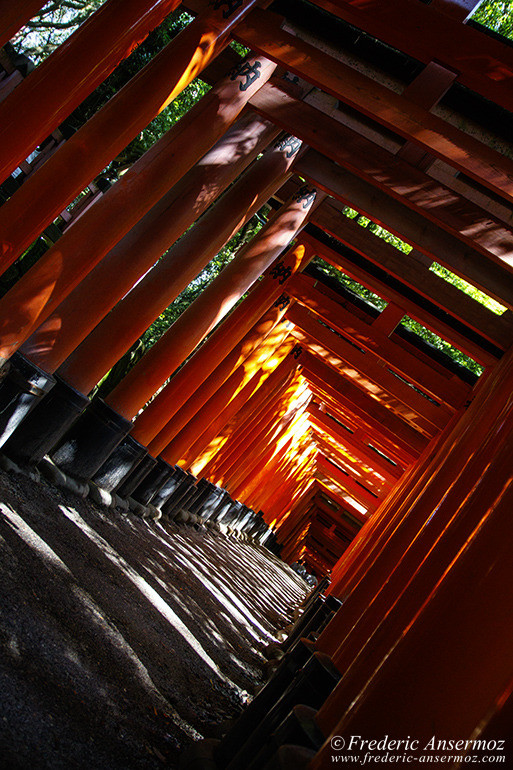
(0, 468, 308, 769)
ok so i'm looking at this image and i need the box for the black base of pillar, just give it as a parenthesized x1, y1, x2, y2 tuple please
(261, 743, 316, 770)
(50, 398, 132, 480)
(248, 704, 324, 769)
(224, 652, 340, 770)
(2, 374, 89, 465)
(151, 466, 189, 509)
(116, 452, 158, 499)
(132, 458, 175, 505)
(166, 481, 200, 519)
(0, 352, 56, 449)
(92, 435, 149, 493)
(282, 596, 341, 654)
(197, 487, 224, 522)
(215, 639, 315, 767)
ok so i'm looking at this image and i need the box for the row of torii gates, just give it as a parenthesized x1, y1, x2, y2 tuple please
(1, 0, 513, 764)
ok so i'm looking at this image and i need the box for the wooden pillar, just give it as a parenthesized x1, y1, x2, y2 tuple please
(322, 387, 480, 610)
(130, 242, 311, 449)
(276, 480, 316, 546)
(217, 371, 306, 486)
(0, 0, 270, 272)
(0, 0, 46, 49)
(311, 385, 513, 756)
(0, 51, 278, 366)
(52, 130, 300, 389)
(21, 112, 279, 373)
(230, 400, 310, 498)
(323, 408, 462, 603)
(187, 352, 298, 476)
(0, 0, 182, 182)
(107, 195, 321, 425)
(230, 407, 311, 502)
(242, 431, 313, 512)
(311, 349, 513, 695)
(156, 319, 292, 462)
(222, 374, 309, 491)
(198, 357, 299, 481)
(237, 438, 311, 517)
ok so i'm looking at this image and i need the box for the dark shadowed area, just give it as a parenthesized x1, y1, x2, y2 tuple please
(0, 469, 308, 769)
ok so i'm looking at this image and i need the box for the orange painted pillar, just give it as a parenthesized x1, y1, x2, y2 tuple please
(51, 131, 301, 388)
(323, 409, 461, 601)
(0, 0, 267, 273)
(0, 53, 278, 367)
(322, 409, 477, 611)
(240, 452, 306, 522)
(253, 433, 313, 508)
(164, 344, 291, 470)
(315, 403, 513, 731)
(155, 318, 292, 462)
(264, 465, 315, 535)
(279, 508, 313, 559)
(239, 428, 313, 511)
(0, 0, 183, 183)
(311, 403, 513, 755)
(222, 376, 309, 491)
(230, 414, 308, 505)
(275, 478, 316, 542)
(274, 485, 311, 535)
(0, 0, 46, 49)
(187, 353, 298, 477)
(21, 111, 279, 372)
(215, 371, 305, 485)
(106, 193, 321, 424)
(268, 485, 314, 543)
(197, 361, 299, 482)
(229, 404, 310, 500)
(127, 241, 314, 448)
(322, 404, 513, 682)
(314, 362, 513, 663)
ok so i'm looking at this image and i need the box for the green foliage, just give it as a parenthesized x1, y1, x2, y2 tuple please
(429, 263, 507, 315)
(400, 316, 484, 376)
(471, 0, 513, 39)
(338, 207, 500, 376)
(312, 256, 388, 311)
(230, 39, 250, 57)
(343, 207, 413, 254)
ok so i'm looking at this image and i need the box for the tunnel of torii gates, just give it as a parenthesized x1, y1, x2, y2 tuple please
(1, 0, 513, 762)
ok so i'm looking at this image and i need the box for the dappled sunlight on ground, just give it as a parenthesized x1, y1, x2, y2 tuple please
(0, 468, 308, 769)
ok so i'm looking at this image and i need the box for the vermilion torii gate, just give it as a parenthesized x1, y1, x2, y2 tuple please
(1, 0, 513, 764)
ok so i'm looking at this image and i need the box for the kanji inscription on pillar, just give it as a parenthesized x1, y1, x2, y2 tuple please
(230, 60, 262, 91)
(273, 293, 291, 310)
(270, 261, 292, 284)
(293, 185, 318, 209)
(212, 0, 243, 19)
(274, 135, 302, 158)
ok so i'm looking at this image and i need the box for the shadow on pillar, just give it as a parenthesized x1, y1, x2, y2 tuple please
(92, 435, 150, 493)
(2, 373, 89, 464)
(0, 352, 56, 450)
(50, 398, 132, 480)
